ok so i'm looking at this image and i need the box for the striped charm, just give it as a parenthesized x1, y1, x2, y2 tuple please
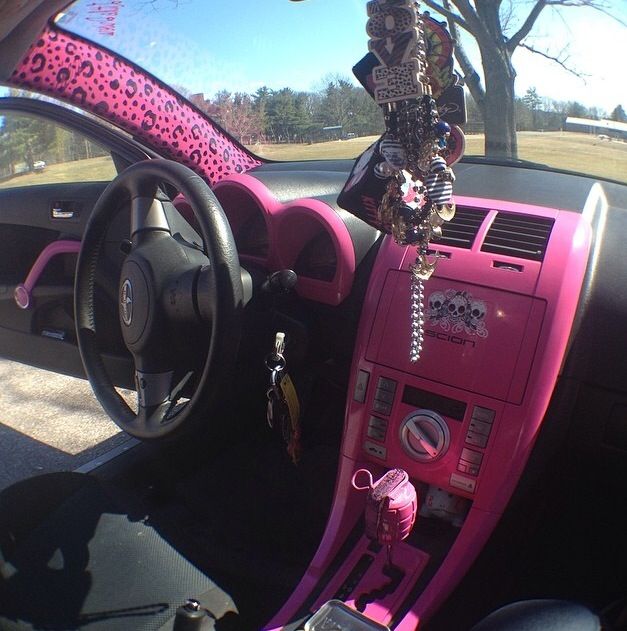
(380, 137, 408, 170)
(425, 173, 452, 204)
(430, 156, 447, 173)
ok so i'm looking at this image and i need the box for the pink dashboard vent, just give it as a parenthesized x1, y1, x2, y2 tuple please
(481, 212, 555, 261)
(436, 206, 488, 249)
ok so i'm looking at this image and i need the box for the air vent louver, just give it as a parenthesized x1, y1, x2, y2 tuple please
(481, 213, 554, 261)
(435, 206, 488, 249)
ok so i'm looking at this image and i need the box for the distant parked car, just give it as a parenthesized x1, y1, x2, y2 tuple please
(33, 160, 46, 171)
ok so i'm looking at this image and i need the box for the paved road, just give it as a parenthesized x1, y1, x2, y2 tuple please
(0, 358, 134, 491)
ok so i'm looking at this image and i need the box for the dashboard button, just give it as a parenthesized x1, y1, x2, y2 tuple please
(377, 377, 397, 393)
(374, 388, 394, 404)
(367, 426, 386, 441)
(469, 419, 492, 436)
(369, 416, 388, 431)
(373, 399, 392, 415)
(353, 369, 370, 403)
(461, 448, 483, 464)
(364, 441, 387, 460)
(367, 416, 388, 442)
(450, 473, 476, 493)
(465, 431, 488, 448)
(472, 406, 495, 424)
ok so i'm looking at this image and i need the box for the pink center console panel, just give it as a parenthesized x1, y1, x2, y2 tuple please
(266, 197, 591, 630)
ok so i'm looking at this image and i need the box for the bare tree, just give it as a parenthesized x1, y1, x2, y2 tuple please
(422, 0, 619, 158)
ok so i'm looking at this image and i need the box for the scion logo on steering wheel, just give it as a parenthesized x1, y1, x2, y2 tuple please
(121, 279, 133, 326)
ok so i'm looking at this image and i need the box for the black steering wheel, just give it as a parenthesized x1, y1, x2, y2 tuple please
(75, 159, 244, 440)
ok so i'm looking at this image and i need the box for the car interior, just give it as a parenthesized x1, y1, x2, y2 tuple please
(0, 1, 626, 630)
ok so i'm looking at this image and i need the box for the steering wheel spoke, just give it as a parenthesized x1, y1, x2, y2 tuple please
(132, 367, 194, 429)
(134, 367, 174, 409)
(130, 195, 171, 245)
(76, 159, 244, 440)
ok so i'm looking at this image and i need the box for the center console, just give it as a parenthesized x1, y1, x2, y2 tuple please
(266, 197, 591, 630)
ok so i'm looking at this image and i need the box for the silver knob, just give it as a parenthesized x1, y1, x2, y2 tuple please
(400, 409, 450, 462)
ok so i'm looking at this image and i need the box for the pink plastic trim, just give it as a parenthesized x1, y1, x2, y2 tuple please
(265, 197, 592, 630)
(311, 536, 429, 626)
(14, 240, 81, 309)
(214, 173, 357, 305)
(10, 25, 261, 185)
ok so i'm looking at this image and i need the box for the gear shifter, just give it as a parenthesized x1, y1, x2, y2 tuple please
(311, 469, 425, 618)
(352, 468, 418, 568)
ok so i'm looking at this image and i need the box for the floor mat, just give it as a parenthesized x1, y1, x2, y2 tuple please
(0, 472, 235, 631)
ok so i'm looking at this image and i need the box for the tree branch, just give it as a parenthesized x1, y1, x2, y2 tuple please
(545, 0, 627, 27)
(441, 0, 486, 110)
(518, 42, 589, 80)
(506, 0, 547, 52)
(424, 0, 495, 53)
(423, 0, 469, 31)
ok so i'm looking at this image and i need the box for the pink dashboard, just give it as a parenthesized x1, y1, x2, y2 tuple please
(212, 174, 358, 306)
(264, 193, 592, 629)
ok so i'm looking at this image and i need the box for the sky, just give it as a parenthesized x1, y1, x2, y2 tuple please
(32, 0, 627, 115)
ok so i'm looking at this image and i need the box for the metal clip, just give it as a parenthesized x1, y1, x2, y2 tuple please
(275, 332, 286, 357)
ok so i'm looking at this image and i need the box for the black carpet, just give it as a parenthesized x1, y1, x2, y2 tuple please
(0, 371, 344, 631)
(0, 472, 233, 630)
(0, 432, 338, 630)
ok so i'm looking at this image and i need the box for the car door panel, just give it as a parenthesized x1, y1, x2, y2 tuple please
(0, 181, 135, 386)
(0, 98, 150, 385)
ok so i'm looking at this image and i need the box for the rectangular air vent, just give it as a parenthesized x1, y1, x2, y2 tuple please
(481, 213, 555, 261)
(436, 206, 489, 249)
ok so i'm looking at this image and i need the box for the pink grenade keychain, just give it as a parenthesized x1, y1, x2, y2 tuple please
(352, 468, 418, 567)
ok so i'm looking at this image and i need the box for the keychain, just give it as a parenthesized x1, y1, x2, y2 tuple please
(264, 332, 301, 464)
(338, 0, 466, 363)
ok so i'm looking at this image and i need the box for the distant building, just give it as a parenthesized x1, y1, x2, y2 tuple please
(322, 125, 343, 140)
(564, 117, 627, 141)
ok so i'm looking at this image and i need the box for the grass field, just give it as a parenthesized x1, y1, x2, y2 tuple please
(0, 156, 117, 190)
(251, 131, 627, 184)
(1, 133, 624, 188)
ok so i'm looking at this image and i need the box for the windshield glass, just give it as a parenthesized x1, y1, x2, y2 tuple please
(56, 0, 627, 183)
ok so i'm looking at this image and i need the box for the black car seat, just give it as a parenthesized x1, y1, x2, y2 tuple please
(470, 599, 601, 631)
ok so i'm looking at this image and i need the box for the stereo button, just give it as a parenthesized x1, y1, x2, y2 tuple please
(353, 370, 370, 403)
(465, 431, 488, 448)
(375, 388, 394, 404)
(373, 399, 392, 415)
(472, 406, 495, 424)
(469, 419, 492, 436)
(461, 448, 483, 464)
(367, 426, 386, 441)
(367, 416, 388, 442)
(377, 377, 397, 393)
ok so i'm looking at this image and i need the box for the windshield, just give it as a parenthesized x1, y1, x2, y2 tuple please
(55, 0, 627, 183)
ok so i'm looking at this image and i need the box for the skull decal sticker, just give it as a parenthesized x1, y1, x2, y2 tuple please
(426, 289, 489, 338)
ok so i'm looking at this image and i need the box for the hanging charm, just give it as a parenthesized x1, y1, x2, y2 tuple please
(409, 268, 425, 363)
(337, 0, 466, 363)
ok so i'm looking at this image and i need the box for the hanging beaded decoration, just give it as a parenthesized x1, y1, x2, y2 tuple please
(338, 0, 464, 362)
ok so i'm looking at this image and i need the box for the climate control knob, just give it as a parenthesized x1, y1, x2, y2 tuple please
(400, 409, 450, 463)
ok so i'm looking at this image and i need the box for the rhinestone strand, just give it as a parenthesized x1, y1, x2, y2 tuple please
(409, 267, 425, 362)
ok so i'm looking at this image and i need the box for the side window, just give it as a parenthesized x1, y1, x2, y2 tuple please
(0, 111, 117, 189)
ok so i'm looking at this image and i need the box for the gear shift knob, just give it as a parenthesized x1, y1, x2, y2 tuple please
(352, 468, 418, 548)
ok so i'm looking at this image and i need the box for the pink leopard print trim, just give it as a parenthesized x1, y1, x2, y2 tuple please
(10, 25, 262, 184)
